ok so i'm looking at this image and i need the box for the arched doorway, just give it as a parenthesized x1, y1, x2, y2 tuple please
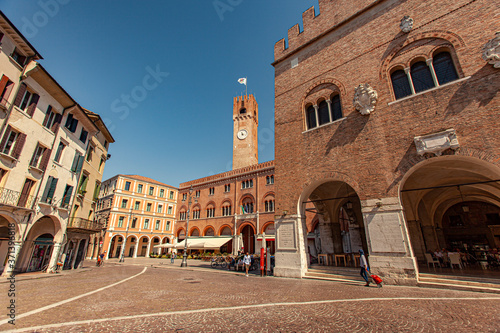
(400, 156, 500, 273)
(138, 236, 150, 257)
(73, 239, 87, 269)
(241, 224, 255, 254)
(126, 236, 137, 257)
(300, 180, 367, 267)
(109, 235, 124, 258)
(27, 234, 54, 272)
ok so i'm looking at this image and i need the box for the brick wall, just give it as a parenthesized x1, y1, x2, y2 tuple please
(273, 0, 500, 213)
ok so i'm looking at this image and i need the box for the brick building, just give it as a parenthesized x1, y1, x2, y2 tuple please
(175, 95, 276, 255)
(272, 0, 500, 283)
(96, 174, 178, 259)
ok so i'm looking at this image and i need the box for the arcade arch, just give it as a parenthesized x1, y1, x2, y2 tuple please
(298, 179, 367, 267)
(400, 156, 500, 269)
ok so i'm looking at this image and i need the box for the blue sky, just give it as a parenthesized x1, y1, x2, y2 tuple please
(1, 0, 318, 187)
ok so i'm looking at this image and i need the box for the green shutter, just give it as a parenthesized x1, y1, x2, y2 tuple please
(63, 185, 73, 206)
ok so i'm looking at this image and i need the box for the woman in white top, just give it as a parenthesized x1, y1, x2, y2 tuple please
(243, 252, 251, 276)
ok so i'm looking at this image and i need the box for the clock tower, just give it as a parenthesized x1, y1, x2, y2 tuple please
(233, 94, 258, 170)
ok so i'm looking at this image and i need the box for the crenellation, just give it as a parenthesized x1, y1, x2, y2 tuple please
(273, 0, 380, 62)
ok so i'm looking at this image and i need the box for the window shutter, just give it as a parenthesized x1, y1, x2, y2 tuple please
(51, 113, 62, 133)
(71, 151, 80, 171)
(76, 154, 84, 174)
(12, 133, 26, 159)
(46, 177, 58, 202)
(41, 176, 53, 202)
(42, 105, 52, 127)
(0, 125, 12, 152)
(63, 185, 73, 205)
(26, 93, 39, 117)
(0, 75, 9, 98)
(39, 148, 51, 171)
(13, 83, 26, 107)
(93, 183, 101, 201)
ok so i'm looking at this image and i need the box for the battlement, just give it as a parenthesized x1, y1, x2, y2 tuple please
(273, 0, 380, 63)
(233, 94, 258, 119)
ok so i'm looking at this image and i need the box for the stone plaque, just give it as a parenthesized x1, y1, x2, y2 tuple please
(365, 212, 406, 253)
(277, 222, 296, 250)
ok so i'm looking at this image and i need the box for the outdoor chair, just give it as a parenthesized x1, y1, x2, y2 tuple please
(449, 253, 463, 269)
(425, 253, 441, 269)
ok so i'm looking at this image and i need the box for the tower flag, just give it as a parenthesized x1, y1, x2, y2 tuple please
(238, 77, 247, 96)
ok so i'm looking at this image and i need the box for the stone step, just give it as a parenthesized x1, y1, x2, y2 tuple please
(417, 280, 500, 294)
(418, 276, 500, 290)
(305, 271, 361, 281)
(419, 273, 500, 286)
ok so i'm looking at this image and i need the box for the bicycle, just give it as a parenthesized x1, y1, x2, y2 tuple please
(211, 256, 227, 269)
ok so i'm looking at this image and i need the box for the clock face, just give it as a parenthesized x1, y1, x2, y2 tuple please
(237, 129, 248, 140)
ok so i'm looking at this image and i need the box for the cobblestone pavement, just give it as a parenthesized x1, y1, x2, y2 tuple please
(1, 261, 500, 332)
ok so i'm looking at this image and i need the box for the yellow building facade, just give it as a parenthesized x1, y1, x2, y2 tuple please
(96, 175, 177, 259)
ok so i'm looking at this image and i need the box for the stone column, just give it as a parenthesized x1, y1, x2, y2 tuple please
(1, 241, 22, 277)
(404, 67, 415, 94)
(361, 197, 418, 285)
(146, 239, 151, 258)
(106, 233, 113, 259)
(70, 239, 81, 269)
(47, 242, 62, 273)
(426, 58, 439, 87)
(133, 240, 139, 258)
(313, 105, 319, 128)
(326, 99, 333, 123)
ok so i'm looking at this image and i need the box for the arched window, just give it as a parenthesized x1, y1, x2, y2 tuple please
(191, 229, 199, 237)
(410, 61, 434, 93)
(331, 94, 343, 121)
(306, 105, 317, 129)
(240, 108, 247, 114)
(206, 204, 215, 218)
(222, 202, 232, 216)
(391, 69, 412, 99)
(220, 226, 232, 236)
(205, 227, 215, 236)
(317, 100, 330, 126)
(433, 52, 458, 85)
(192, 208, 200, 219)
(241, 197, 254, 214)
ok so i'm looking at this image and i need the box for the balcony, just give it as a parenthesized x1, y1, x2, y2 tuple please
(0, 97, 10, 111)
(67, 217, 103, 234)
(0, 187, 36, 209)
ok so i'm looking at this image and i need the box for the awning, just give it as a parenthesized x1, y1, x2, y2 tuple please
(153, 243, 175, 248)
(174, 237, 232, 250)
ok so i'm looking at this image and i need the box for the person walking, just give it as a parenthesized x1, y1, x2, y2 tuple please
(359, 249, 370, 286)
(243, 252, 251, 277)
(98, 251, 106, 267)
(171, 250, 176, 264)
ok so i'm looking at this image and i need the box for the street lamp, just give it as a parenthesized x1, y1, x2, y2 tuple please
(181, 185, 194, 267)
(119, 208, 133, 262)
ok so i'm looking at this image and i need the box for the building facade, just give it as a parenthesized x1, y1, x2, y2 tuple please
(175, 95, 276, 255)
(96, 175, 178, 259)
(272, 0, 500, 283)
(0, 11, 113, 275)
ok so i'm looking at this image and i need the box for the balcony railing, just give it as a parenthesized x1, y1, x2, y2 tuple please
(0, 187, 36, 209)
(67, 217, 103, 232)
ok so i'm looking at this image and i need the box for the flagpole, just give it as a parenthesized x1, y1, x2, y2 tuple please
(246, 77, 247, 97)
